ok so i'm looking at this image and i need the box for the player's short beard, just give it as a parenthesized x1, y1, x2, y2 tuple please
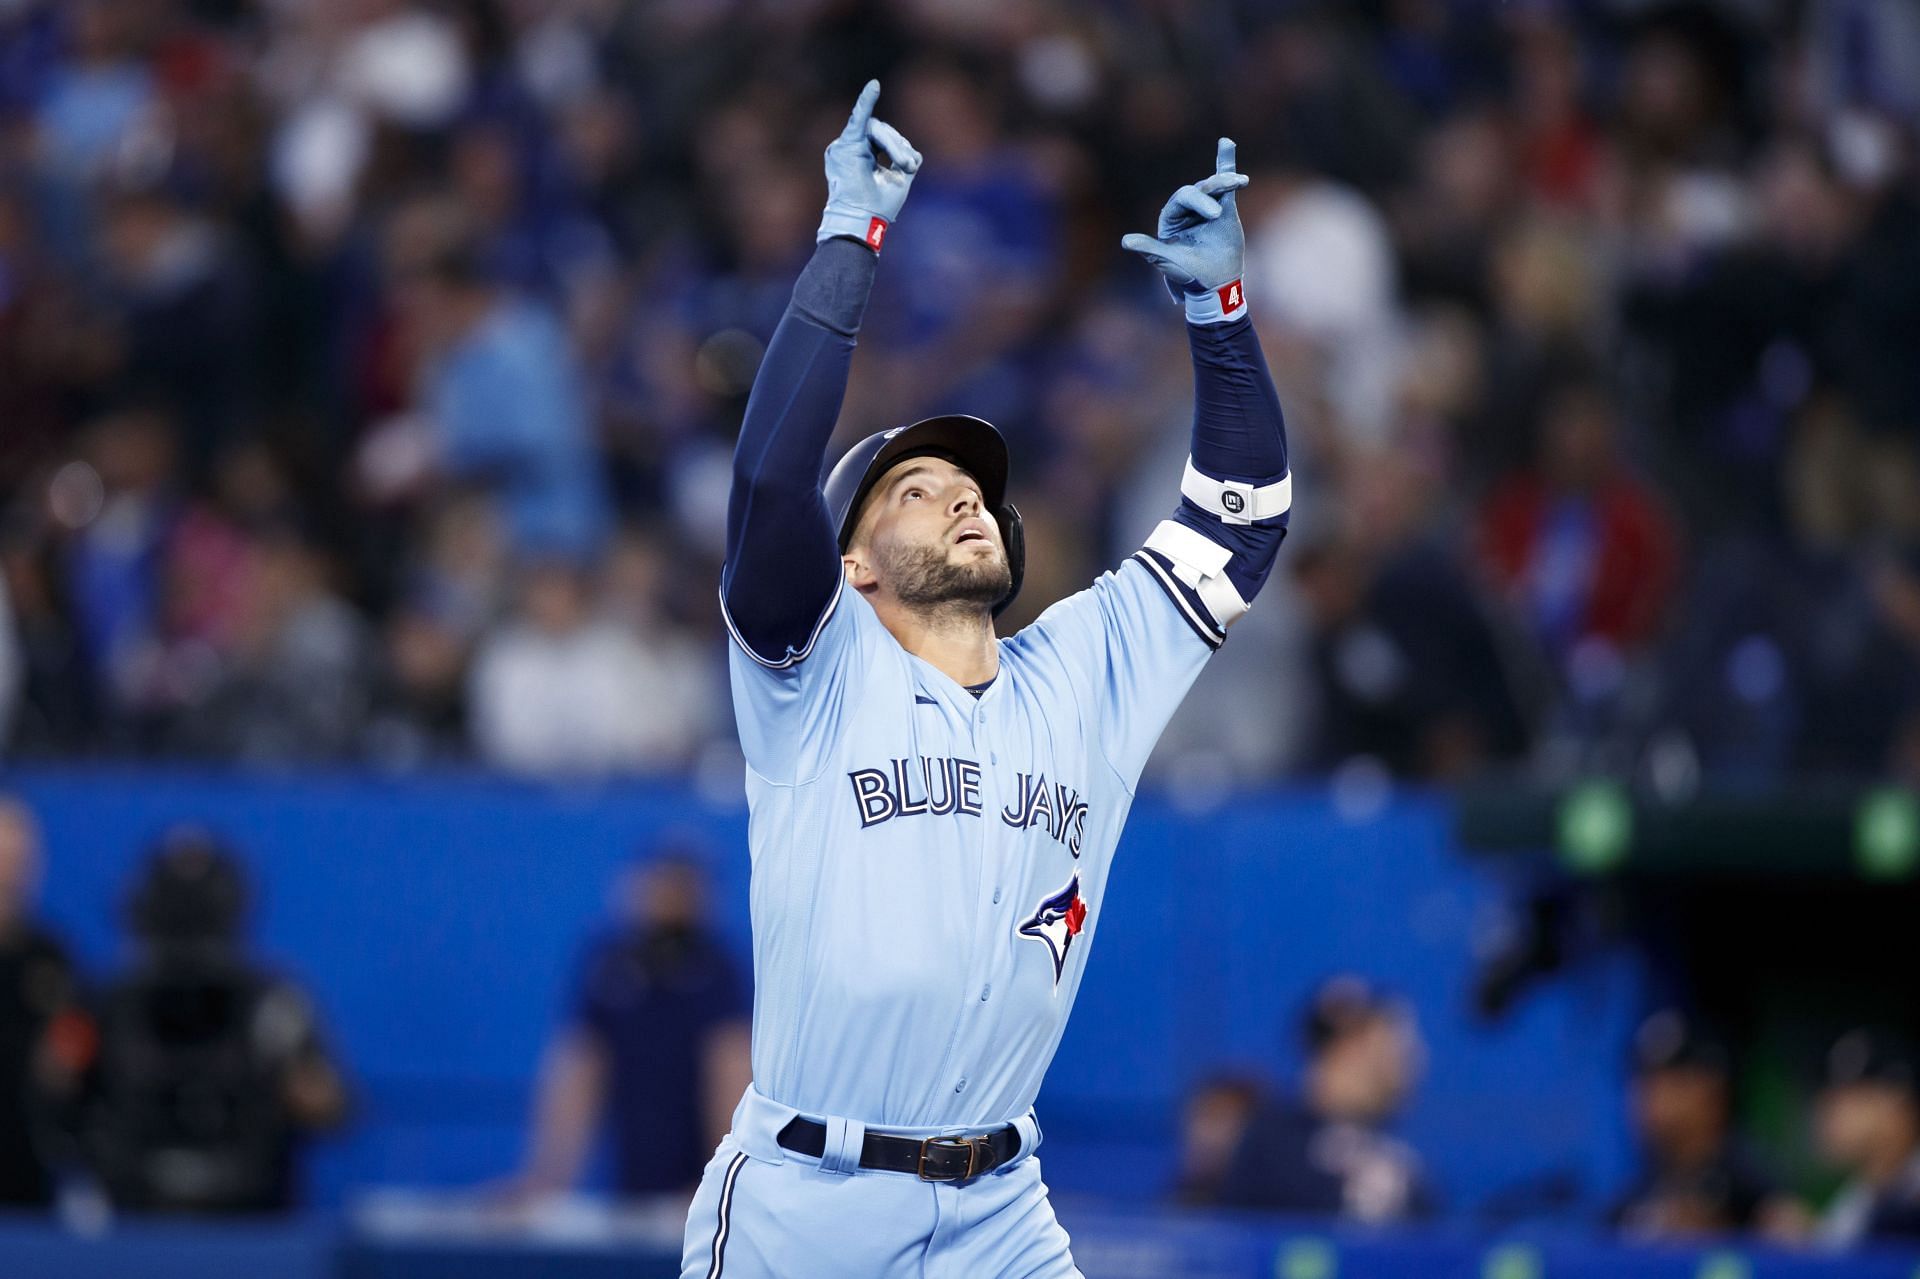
(877, 536, 1011, 617)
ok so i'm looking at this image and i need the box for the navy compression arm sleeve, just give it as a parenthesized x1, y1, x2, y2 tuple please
(1130, 316, 1291, 648)
(721, 237, 877, 664)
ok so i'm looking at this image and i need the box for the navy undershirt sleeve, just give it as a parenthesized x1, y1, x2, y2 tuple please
(721, 238, 877, 663)
(1171, 315, 1290, 604)
(1186, 315, 1288, 480)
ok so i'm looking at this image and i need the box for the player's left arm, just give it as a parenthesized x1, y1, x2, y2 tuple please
(1122, 138, 1290, 648)
(1009, 143, 1287, 789)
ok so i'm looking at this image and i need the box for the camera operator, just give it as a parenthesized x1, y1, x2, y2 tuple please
(79, 828, 347, 1214)
(0, 797, 84, 1209)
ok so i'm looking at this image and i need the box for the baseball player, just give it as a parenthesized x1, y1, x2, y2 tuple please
(684, 81, 1291, 1278)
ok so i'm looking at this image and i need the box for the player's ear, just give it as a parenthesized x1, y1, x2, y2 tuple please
(843, 551, 877, 593)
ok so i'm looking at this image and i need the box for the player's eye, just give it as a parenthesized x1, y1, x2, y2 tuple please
(904, 488, 924, 501)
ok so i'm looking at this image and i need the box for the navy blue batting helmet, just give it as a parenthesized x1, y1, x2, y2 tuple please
(823, 414, 1024, 617)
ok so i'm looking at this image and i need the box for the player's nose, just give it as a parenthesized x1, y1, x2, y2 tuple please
(946, 485, 982, 517)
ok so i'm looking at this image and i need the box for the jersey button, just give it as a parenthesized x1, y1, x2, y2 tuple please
(979, 984, 991, 1001)
(991, 888, 1002, 904)
(954, 1078, 968, 1094)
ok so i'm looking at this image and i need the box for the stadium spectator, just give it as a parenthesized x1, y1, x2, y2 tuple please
(468, 552, 715, 776)
(1214, 976, 1435, 1222)
(31, 0, 155, 204)
(1814, 1029, 1920, 1249)
(1652, 524, 1920, 787)
(361, 598, 470, 770)
(859, 55, 1059, 440)
(1510, 15, 1603, 213)
(0, 573, 19, 750)
(78, 828, 347, 1214)
(444, 119, 620, 315)
(0, 797, 82, 1209)
(1243, 139, 1401, 448)
(1169, 1073, 1262, 1206)
(94, 171, 261, 479)
(0, 187, 81, 492)
(1292, 449, 1529, 780)
(0, 519, 94, 757)
(504, 849, 749, 1201)
(375, 196, 611, 563)
(1611, 1011, 1802, 1241)
(1478, 379, 1682, 667)
(177, 527, 373, 763)
(61, 407, 181, 746)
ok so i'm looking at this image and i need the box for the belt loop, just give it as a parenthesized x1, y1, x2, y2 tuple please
(820, 1114, 866, 1175)
(1012, 1112, 1042, 1161)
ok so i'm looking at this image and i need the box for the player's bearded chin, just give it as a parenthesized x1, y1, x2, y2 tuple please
(879, 536, 1010, 611)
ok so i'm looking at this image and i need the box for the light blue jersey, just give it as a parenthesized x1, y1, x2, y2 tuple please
(730, 558, 1209, 1131)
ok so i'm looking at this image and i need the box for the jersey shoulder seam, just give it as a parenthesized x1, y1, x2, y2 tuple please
(742, 756, 796, 789)
(787, 605, 891, 788)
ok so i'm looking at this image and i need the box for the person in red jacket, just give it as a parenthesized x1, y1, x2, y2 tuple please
(1478, 379, 1680, 662)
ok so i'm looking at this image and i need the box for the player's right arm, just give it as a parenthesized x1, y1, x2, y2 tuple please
(719, 80, 920, 667)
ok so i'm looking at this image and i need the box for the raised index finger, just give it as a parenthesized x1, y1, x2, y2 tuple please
(841, 80, 881, 143)
(1216, 136, 1237, 176)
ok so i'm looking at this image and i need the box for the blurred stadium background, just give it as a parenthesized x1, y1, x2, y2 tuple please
(1, 0, 1919, 1276)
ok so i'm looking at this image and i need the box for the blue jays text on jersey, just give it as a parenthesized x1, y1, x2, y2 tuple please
(847, 758, 1090, 856)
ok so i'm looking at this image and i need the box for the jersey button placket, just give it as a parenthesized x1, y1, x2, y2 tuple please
(975, 696, 1010, 1121)
(943, 697, 996, 1112)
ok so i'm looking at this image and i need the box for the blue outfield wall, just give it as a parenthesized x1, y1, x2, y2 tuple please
(9, 768, 1644, 1220)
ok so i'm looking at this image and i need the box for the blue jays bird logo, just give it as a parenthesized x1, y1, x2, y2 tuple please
(1018, 874, 1090, 990)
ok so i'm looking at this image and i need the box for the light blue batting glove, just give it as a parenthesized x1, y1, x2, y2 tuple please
(818, 79, 922, 253)
(1121, 137, 1251, 324)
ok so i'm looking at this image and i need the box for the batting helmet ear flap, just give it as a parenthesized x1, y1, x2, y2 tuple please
(992, 502, 1024, 618)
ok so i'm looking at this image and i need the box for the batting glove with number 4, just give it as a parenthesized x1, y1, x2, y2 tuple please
(818, 80, 922, 253)
(1122, 138, 1250, 324)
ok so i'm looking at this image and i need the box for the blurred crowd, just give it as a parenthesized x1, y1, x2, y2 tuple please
(0, 0, 1916, 787)
(1169, 982, 1920, 1254)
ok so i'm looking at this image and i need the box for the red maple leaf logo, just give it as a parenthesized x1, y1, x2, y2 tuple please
(1065, 897, 1088, 936)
